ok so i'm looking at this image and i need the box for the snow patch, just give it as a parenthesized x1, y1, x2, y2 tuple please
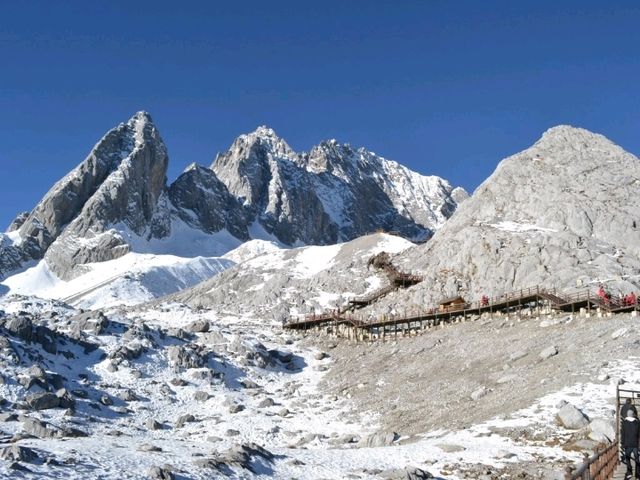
(488, 221, 558, 234)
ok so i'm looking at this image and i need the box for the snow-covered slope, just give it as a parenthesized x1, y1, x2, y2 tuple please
(2, 252, 234, 310)
(0, 253, 637, 479)
(174, 233, 417, 319)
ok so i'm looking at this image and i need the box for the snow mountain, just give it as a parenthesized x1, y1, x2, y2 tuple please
(210, 126, 466, 246)
(0, 112, 466, 285)
(378, 125, 640, 309)
(171, 125, 640, 321)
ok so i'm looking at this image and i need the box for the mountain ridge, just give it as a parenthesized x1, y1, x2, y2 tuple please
(0, 112, 466, 280)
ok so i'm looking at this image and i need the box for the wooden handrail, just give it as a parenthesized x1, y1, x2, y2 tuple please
(565, 442, 618, 480)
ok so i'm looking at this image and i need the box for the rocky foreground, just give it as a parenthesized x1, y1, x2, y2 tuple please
(0, 290, 635, 479)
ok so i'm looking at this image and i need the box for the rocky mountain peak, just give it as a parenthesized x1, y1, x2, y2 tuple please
(532, 124, 622, 158)
(9, 111, 171, 279)
(391, 125, 640, 307)
(0, 113, 467, 280)
(304, 139, 357, 174)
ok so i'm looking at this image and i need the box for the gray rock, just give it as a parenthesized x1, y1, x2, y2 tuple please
(146, 419, 163, 430)
(169, 377, 188, 387)
(240, 378, 260, 389)
(588, 418, 615, 443)
(56, 389, 76, 409)
(314, 351, 328, 361)
(228, 403, 245, 414)
(186, 319, 210, 333)
(471, 386, 488, 401)
(175, 414, 195, 428)
(213, 443, 273, 473)
(26, 392, 60, 410)
(557, 403, 589, 429)
(167, 345, 206, 370)
(193, 391, 209, 402)
(147, 466, 174, 480)
(0, 413, 18, 422)
(380, 467, 433, 480)
(118, 389, 139, 402)
(21, 417, 56, 438)
(257, 398, 275, 408)
(70, 311, 109, 335)
(138, 443, 162, 452)
(359, 431, 399, 447)
(0, 445, 38, 463)
(539, 346, 559, 360)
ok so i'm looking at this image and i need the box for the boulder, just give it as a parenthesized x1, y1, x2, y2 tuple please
(359, 431, 399, 447)
(186, 320, 209, 333)
(167, 345, 206, 370)
(588, 418, 615, 443)
(257, 398, 275, 408)
(175, 414, 195, 428)
(471, 386, 488, 401)
(146, 419, 163, 430)
(557, 403, 589, 429)
(148, 466, 174, 480)
(56, 389, 76, 409)
(5, 317, 33, 342)
(380, 467, 433, 480)
(26, 392, 60, 411)
(70, 311, 109, 335)
(193, 391, 209, 402)
(269, 349, 294, 363)
(21, 417, 57, 438)
(214, 443, 273, 473)
(0, 445, 38, 463)
(539, 345, 559, 360)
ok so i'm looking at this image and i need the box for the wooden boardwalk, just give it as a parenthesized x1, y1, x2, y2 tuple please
(285, 284, 640, 336)
(612, 466, 626, 479)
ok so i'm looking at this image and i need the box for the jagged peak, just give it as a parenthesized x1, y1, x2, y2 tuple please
(219, 125, 295, 165)
(183, 162, 210, 173)
(125, 111, 154, 130)
(251, 125, 278, 138)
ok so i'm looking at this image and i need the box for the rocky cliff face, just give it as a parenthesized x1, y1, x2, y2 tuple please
(0, 112, 171, 279)
(211, 127, 466, 245)
(168, 163, 249, 241)
(0, 115, 465, 281)
(382, 125, 640, 307)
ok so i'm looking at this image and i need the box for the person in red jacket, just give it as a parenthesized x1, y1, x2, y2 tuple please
(621, 408, 640, 479)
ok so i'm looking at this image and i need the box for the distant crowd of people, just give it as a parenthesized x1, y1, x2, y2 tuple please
(597, 285, 638, 307)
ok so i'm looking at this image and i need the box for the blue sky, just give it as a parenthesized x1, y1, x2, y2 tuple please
(1, 1, 639, 229)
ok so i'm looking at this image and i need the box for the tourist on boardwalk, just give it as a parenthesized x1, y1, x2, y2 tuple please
(621, 408, 640, 479)
(622, 398, 638, 419)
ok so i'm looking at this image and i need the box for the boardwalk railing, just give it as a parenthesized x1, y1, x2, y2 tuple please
(284, 284, 640, 332)
(564, 442, 618, 479)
